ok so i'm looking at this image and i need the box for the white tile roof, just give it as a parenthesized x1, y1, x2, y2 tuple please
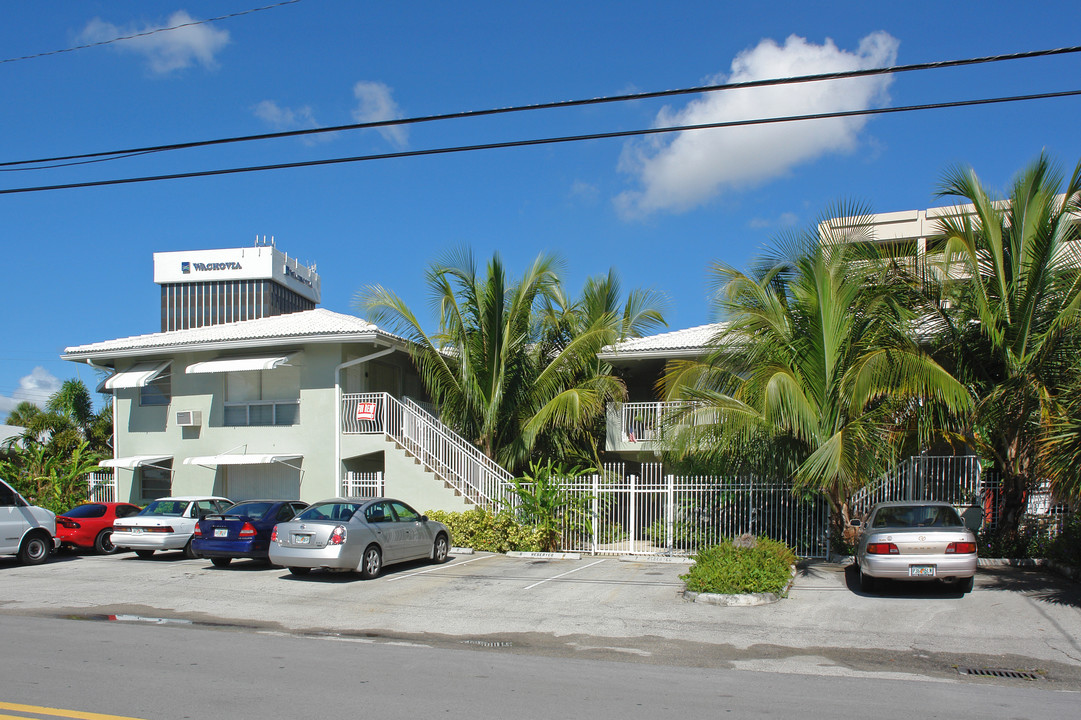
(63, 308, 396, 358)
(600, 322, 727, 357)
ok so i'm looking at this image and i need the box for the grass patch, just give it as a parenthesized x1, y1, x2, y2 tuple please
(680, 537, 797, 596)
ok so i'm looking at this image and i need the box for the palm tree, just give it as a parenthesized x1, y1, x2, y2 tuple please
(925, 153, 1081, 532)
(359, 249, 654, 471)
(663, 205, 972, 529)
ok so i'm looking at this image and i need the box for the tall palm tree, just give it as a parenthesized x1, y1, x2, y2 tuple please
(663, 205, 971, 527)
(359, 249, 649, 471)
(926, 153, 1081, 532)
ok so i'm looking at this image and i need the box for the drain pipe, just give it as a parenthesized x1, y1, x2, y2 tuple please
(335, 346, 396, 494)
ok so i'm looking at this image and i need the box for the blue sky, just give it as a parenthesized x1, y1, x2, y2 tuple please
(2, 0, 1080, 413)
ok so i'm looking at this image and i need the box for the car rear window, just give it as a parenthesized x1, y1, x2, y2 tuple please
(223, 502, 273, 520)
(62, 504, 108, 519)
(297, 503, 361, 522)
(872, 505, 963, 528)
(141, 500, 188, 517)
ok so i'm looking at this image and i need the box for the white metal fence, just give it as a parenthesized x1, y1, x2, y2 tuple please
(526, 463, 831, 558)
(849, 455, 984, 519)
(86, 472, 116, 502)
(341, 471, 384, 498)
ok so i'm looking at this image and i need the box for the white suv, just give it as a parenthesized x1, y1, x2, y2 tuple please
(112, 496, 232, 558)
(0, 477, 57, 565)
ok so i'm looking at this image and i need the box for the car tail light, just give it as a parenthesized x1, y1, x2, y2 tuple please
(866, 542, 899, 555)
(329, 525, 346, 545)
(239, 522, 257, 538)
(193, 525, 202, 537)
(946, 541, 977, 554)
(144, 526, 174, 533)
(271, 525, 278, 542)
(57, 518, 80, 529)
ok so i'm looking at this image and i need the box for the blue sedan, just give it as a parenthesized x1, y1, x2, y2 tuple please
(193, 500, 308, 567)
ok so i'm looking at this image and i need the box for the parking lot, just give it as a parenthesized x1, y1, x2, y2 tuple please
(3, 549, 1081, 684)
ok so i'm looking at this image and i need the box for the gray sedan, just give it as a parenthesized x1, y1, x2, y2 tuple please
(852, 501, 978, 594)
(269, 497, 450, 578)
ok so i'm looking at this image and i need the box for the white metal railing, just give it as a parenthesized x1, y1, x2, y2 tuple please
(341, 392, 512, 509)
(341, 471, 384, 498)
(86, 472, 117, 503)
(614, 401, 699, 442)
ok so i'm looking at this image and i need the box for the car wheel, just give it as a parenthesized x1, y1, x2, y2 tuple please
(432, 533, 449, 564)
(211, 557, 232, 568)
(94, 529, 117, 555)
(957, 576, 974, 594)
(182, 539, 198, 559)
(135, 549, 155, 559)
(287, 566, 311, 576)
(359, 545, 382, 579)
(858, 564, 877, 593)
(18, 533, 50, 565)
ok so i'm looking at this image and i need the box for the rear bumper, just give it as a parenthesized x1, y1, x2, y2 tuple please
(192, 538, 266, 559)
(861, 553, 977, 580)
(112, 531, 190, 551)
(268, 543, 361, 570)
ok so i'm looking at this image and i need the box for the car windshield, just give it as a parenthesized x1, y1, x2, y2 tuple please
(140, 500, 189, 517)
(296, 502, 362, 522)
(221, 502, 273, 520)
(872, 505, 963, 528)
(61, 504, 107, 519)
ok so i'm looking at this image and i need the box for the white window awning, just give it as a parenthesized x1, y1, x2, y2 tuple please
(183, 453, 302, 467)
(99, 455, 172, 470)
(103, 361, 171, 390)
(185, 354, 295, 375)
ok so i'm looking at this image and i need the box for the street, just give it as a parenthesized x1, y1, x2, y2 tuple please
(2, 614, 1078, 720)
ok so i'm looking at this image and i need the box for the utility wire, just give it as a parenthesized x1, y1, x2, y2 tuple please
(2, 44, 1080, 171)
(0, 1, 303, 65)
(3, 88, 1079, 196)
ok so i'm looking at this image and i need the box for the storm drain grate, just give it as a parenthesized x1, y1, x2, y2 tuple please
(958, 666, 1041, 680)
(460, 640, 513, 648)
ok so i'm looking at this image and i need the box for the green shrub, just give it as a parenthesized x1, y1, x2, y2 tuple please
(680, 539, 795, 595)
(425, 508, 545, 552)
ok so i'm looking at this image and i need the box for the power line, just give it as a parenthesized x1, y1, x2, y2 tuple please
(0, 1, 303, 65)
(3, 44, 1080, 171)
(3, 87, 1079, 196)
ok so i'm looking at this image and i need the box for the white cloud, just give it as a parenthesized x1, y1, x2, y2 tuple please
(0, 367, 61, 416)
(352, 81, 407, 147)
(615, 32, 899, 219)
(748, 211, 800, 230)
(80, 11, 230, 74)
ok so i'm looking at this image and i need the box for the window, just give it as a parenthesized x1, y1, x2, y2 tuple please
(140, 372, 171, 406)
(139, 461, 172, 502)
(224, 366, 300, 426)
(390, 501, 420, 522)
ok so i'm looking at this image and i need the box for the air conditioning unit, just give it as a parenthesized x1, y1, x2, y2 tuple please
(176, 410, 202, 427)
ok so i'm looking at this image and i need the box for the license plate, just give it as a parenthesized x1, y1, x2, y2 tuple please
(909, 565, 936, 577)
(293, 534, 310, 545)
(214, 528, 228, 538)
(132, 528, 142, 534)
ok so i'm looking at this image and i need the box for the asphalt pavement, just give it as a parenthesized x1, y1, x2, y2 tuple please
(2, 550, 1079, 689)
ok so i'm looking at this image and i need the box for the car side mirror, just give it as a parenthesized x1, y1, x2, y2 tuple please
(849, 518, 862, 528)
(419, 515, 428, 522)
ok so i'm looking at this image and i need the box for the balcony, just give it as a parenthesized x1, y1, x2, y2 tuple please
(606, 401, 699, 452)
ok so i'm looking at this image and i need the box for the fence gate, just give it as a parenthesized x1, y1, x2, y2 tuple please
(86, 472, 117, 503)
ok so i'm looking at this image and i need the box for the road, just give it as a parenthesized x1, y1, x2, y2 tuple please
(2, 549, 1080, 717)
(2, 614, 1078, 720)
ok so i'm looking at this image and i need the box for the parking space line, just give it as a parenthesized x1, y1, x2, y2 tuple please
(384, 553, 494, 582)
(0, 702, 148, 720)
(523, 559, 606, 590)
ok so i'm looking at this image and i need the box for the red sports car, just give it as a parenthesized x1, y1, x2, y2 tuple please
(56, 502, 143, 554)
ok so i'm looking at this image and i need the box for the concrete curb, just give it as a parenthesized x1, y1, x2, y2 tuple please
(617, 555, 694, 564)
(506, 551, 582, 560)
(450, 547, 474, 555)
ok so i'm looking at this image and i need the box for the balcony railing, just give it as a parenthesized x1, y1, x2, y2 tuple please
(612, 401, 699, 444)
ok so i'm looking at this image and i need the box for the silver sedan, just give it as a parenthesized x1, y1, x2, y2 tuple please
(269, 497, 451, 578)
(852, 501, 978, 594)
